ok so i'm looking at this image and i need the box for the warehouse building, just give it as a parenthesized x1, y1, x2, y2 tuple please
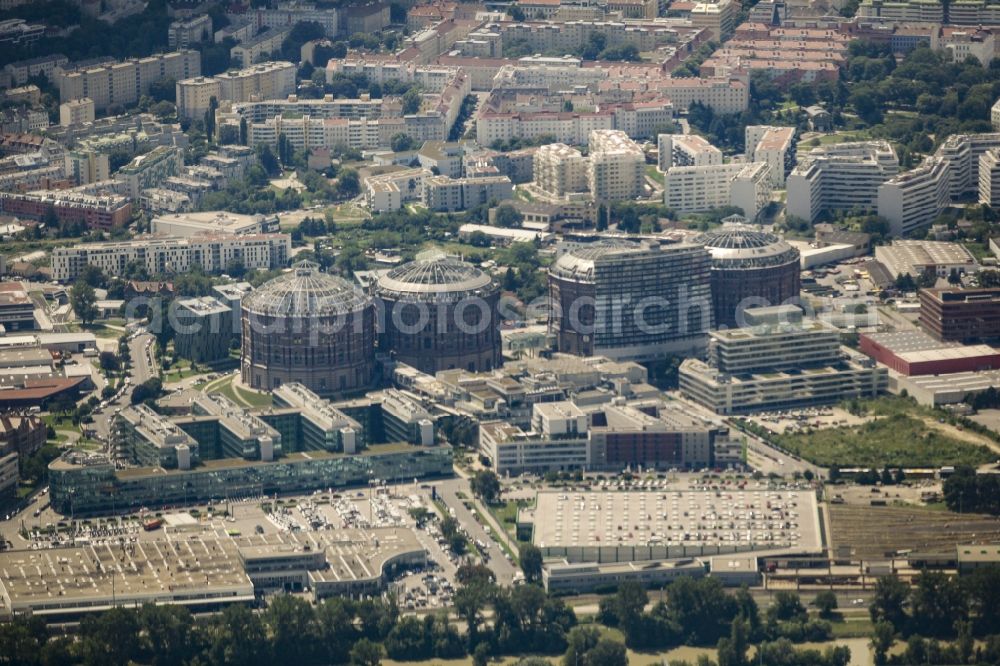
(859, 329, 1000, 375)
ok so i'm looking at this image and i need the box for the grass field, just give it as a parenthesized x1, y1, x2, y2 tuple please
(771, 397, 997, 468)
(829, 503, 1000, 560)
(773, 412, 996, 468)
(645, 165, 665, 185)
(206, 375, 273, 408)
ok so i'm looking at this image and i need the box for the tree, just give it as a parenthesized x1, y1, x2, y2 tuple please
(350, 638, 383, 666)
(148, 76, 175, 102)
(130, 377, 163, 405)
(814, 590, 839, 619)
(563, 626, 600, 666)
(910, 570, 967, 637)
(204, 96, 218, 142)
(71, 279, 98, 326)
(870, 574, 909, 630)
(390, 133, 415, 152)
(582, 638, 627, 666)
(402, 88, 422, 114)
(264, 595, 316, 662)
(454, 580, 491, 648)
(871, 620, 895, 665)
(769, 591, 807, 623)
(337, 167, 360, 198)
(717, 616, 749, 666)
(494, 204, 524, 228)
(470, 470, 501, 504)
(520, 543, 544, 583)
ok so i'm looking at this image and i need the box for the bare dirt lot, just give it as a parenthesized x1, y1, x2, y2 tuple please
(829, 504, 1000, 560)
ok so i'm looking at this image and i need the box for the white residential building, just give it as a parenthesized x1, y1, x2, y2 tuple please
(58, 98, 95, 127)
(729, 161, 773, 221)
(534, 143, 589, 198)
(364, 168, 431, 213)
(230, 27, 292, 68)
(175, 61, 297, 119)
(55, 51, 201, 111)
(168, 14, 212, 50)
(64, 149, 110, 186)
(877, 157, 952, 237)
(423, 175, 513, 212)
(666, 163, 743, 212)
(785, 141, 899, 223)
(980, 148, 1000, 206)
(115, 146, 185, 200)
(665, 161, 772, 215)
(51, 234, 291, 282)
(745, 125, 796, 187)
(658, 134, 723, 170)
(588, 129, 645, 202)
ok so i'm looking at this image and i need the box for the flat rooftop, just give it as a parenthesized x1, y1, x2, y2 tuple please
(0, 526, 421, 615)
(522, 489, 821, 553)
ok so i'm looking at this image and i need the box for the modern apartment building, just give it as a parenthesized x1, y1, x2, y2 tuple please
(58, 98, 95, 127)
(745, 125, 796, 187)
(272, 383, 364, 453)
(935, 132, 1000, 199)
(175, 61, 297, 119)
(679, 305, 888, 414)
(689, 0, 737, 40)
(422, 175, 513, 212)
(664, 161, 773, 217)
(255, 3, 339, 37)
(63, 149, 110, 186)
(113, 404, 200, 470)
(548, 239, 713, 360)
(173, 296, 234, 363)
(588, 130, 645, 202)
(657, 134, 723, 170)
(51, 234, 290, 282)
(230, 27, 292, 68)
(168, 14, 212, 50)
(534, 143, 589, 199)
(115, 146, 185, 200)
(979, 148, 1000, 206)
(877, 157, 951, 237)
(785, 141, 899, 223)
(0, 190, 131, 230)
(55, 51, 201, 111)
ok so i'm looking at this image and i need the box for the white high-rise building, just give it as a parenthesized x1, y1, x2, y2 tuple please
(877, 157, 952, 237)
(979, 148, 1000, 206)
(55, 51, 201, 111)
(588, 129, 645, 202)
(175, 61, 296, 119)
(785, 141, 899, 223)
(746, 125, 796, 187)
(534, 143, 589, 199)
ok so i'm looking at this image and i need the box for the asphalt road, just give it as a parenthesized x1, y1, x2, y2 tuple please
(432, 477, 519, 586)
(91, 333, 156, 442)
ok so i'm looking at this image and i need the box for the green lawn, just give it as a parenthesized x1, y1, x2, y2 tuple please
(645, 165, 665, 185)
(208, 375, 273, 408)
(773, 412, 995, 468)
